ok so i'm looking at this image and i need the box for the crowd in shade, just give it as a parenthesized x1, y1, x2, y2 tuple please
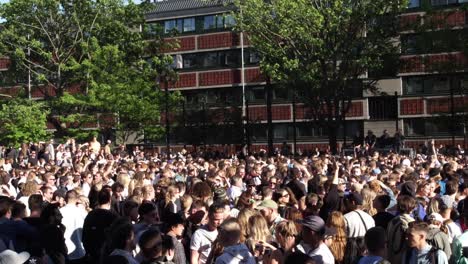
(0, 136, 467, 264)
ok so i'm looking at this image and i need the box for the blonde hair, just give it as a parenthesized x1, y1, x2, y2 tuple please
(165, 185, 178, 206)
(275, 220, 298, 241)
(128, 172, 145, 195)
(142, 184, 155, 201)
(361, 188, 377, 216)
(326, 211, 347, 262)
(247, 214, 271, 241)
(22, 181, 38, 196)
(237, 208, 256, 243)
(78, 195, 92, 212)
(117, 173, 130, 190)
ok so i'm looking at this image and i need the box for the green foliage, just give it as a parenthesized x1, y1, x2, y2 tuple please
(0, 0, 175, 143)
(235, 0, 407, 152)
(0, 99, 50, 147)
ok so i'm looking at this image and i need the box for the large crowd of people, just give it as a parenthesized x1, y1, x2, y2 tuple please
(0, 136, 467, 264)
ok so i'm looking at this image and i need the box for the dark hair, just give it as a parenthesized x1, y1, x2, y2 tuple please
(445, 180, 458, 196)
(11, 201, 26, 218)
(375, 194, 391, 209)
(208, 202, 225, 217)
(122, 200, 139, 218)
(28, 194, 43, 212)
(0, 197, 14, 217)
(40, 203, 62, 225)
(138, 201, 157, 216)
(397, 195, 416, 214)
(109, 222, 134, 251)
(284, 252, 314, 264)
(365, 227, 387, 253)
(139, 228, 163, 259)
(97, 188, 112, 205)
(112, 182, 125, 193)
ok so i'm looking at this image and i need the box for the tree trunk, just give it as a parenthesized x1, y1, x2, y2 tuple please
(266, 78, 274, 156)
(328, 122, 338, 155)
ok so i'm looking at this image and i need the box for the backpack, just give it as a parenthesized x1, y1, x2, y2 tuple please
(388, 217, 407, 255)
(404, 247, 439, 264)
(426, 229, 444, 252)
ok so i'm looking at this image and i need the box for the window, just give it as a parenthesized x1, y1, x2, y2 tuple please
(164, 18, 195, 33)
(401, 34, 419, 55)
(247, 87, 265, 102)
(272, 86, 290, 101)
(202, 52, 219, 67)
(431, 0, 457, 5)
(404, 119, 425, 136)
(404, 118, 464, 136)
(408, 0, 420, 8)
(216, 15, 224, 29)
(164, 20, 177, 33)
(273, 124, 288, 139)
(246, 51, 261, 64)
(183, 18, 195, 32)
(204, 16, 216, 30)
(432, 76, 450, 93)
(404, 77, 424, 94)
(404, 75, 468, 95)
(225, 14, 236, 28)
(223, 51, 239, 67)
(368, 96, 398, 120)
(183, 54, 198, 69)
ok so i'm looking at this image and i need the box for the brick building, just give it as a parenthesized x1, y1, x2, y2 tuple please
(145, 0, 468, 153)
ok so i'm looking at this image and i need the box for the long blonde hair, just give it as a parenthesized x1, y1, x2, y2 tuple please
(326, 211, 347, 262)
(237, 208, 256, 242)
(165, 185, 179, 206)
(247, 214, 271, 241)
(361, 188, 377, 216)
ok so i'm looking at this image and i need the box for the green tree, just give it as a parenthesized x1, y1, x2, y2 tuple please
(235, 0, 407, 154)
(0, 99, 50, 147)
(0, 0, 174, 142)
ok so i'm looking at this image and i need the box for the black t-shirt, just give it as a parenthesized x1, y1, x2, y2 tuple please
(373, 211, 395, 230)
(286, 179, 307, 201)
(319, 184, 344, 222)
(82, 208, 118, 259)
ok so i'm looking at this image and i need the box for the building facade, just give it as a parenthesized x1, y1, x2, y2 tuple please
(145, 0, 468, 154)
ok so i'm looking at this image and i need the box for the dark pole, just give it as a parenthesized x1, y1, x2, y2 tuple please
(343, 117, 347, 148)
(165, 80, 170, 160)
(266, 78, 274, 156)
(202, 102, 207, 148)
(395, 92, 399, 131)
(246, 99, 251, 154)
(292, 89, 297, 155)
(450, 86, 455, 147)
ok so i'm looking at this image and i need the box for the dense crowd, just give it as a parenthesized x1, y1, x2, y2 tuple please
(0, 136, 467, 264)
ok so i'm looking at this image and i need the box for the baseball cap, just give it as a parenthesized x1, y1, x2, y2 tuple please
(0, 250, 30, 264)
(345, 192, 363, 205)
(338, 178, 347, 185)
(297, 215, 325, 234)
(428, 213, 444, 223)
(256, 199, 278, 210)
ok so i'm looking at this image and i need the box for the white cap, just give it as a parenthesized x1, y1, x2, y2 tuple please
(428, 213, 444, 223)
(402, 158, 411, 167)
(0, 250, 30, 264)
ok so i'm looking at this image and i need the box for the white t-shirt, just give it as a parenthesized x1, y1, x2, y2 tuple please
(60, 204, 88, 260)
(308, 242, 335, 264)
(344, 209, 375, 238)
(446, 221, 462, 243)
(190, 225, 218, 264)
